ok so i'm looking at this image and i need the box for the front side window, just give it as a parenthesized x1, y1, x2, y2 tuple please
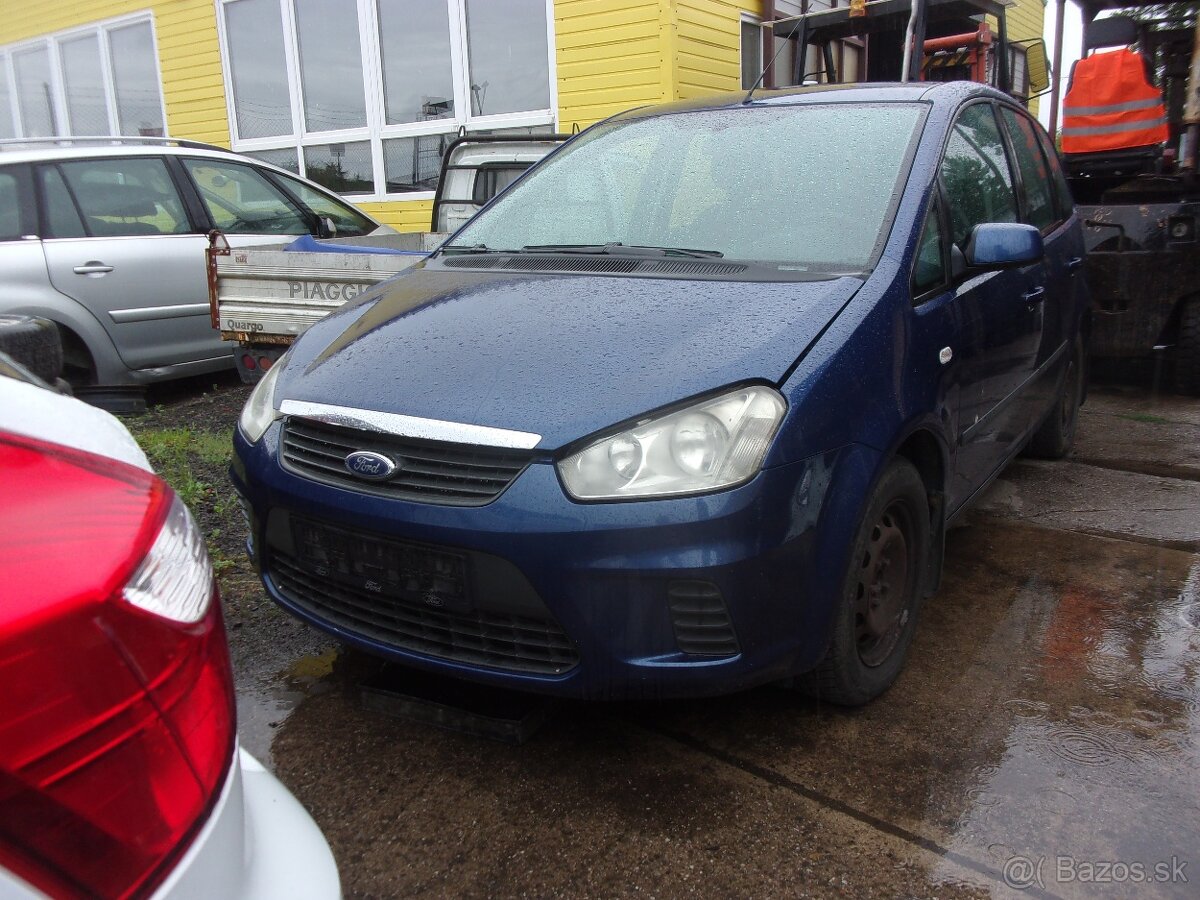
(217, 0, 556, 199)
(939, 103, 1018, 248)
(449, 103, 925, 271)
(272, 171, 376, 237)
(0, 16, 166, 140)
(54, 158, 188, 237)
(912, 201, 947, 297)
(183, 159, 310, 235)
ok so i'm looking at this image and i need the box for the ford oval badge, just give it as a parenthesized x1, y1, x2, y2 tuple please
(344, 450, 398, 481)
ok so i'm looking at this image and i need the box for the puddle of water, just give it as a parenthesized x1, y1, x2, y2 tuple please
(237, 648, 341, 769)
(932, 557, 1200, 896)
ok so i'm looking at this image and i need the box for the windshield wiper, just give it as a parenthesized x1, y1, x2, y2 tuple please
(519, 242, 724, 259)
(441, 243, 516, 254)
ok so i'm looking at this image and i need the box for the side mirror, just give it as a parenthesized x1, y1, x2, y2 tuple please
(1025, 40, 1050, 94)
(318, 216, 338, 239)
(965, 223, 1043, 269)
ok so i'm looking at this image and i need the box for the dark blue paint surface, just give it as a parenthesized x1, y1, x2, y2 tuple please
(278, 269, 864, 450)
(235, 82, 1090, 699)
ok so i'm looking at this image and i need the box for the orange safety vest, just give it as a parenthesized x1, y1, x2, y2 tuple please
(1062, 48, 1168, 154)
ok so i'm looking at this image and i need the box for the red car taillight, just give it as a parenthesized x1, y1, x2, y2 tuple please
(0, 433, 236, 899)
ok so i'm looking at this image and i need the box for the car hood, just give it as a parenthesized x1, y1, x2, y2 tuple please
(277, 267, 862, 449)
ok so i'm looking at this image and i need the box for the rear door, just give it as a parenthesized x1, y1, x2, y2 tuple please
(939, 102, 1046, 506)
(999, 105, 1083, 416)
(35, 156, 221, 371)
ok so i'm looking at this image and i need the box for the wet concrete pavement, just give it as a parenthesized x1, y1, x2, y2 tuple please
(227, 386, 1200, 898)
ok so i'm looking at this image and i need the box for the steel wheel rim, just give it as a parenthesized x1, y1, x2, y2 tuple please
(854, 501, 914, 668)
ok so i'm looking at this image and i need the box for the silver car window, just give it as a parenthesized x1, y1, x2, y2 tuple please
(183, 158, 310, 235)
(56, 158, 190, 237)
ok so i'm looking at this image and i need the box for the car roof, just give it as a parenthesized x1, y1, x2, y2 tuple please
(609, 80, 1013, 123)
(0, 137, 273, 166)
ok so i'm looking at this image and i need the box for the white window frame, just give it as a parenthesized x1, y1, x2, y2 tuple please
(215, 0, 559, 202)
(0, 12, 168, 140)
(740, 13, 764, 91)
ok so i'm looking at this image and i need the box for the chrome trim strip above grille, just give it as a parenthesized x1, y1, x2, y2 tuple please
(279, 399, 542, 449)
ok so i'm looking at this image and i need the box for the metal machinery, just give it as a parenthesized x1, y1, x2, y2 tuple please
(763, 0, 1049, 101)
(1045, 1, 1200, 392)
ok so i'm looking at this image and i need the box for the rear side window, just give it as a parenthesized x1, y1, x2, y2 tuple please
(939, 103, 1018, 248)
(38, 167, 88, 239)
(54, 158, 190, 237)
(0, 171, 25, 241)
(183, 159, 311, 235)
(1035, 123, 1075, 220)
(1000, 107, 1056, 233)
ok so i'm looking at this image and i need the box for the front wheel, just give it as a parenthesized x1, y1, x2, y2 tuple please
(799, 458, 930, 706)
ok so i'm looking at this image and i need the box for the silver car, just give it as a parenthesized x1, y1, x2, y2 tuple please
(0, 137, 392, 401)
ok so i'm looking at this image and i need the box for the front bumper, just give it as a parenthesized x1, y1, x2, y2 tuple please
(233, 424, 879, 700)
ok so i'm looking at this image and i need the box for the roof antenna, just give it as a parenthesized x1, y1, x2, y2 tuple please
(745, 14, 806, 103)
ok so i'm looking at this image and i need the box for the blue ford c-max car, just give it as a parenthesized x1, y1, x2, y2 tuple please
(232, 82, 1089, 705)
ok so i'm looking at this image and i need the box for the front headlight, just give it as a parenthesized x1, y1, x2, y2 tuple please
(557, 385, 786, 500)
(237, 354, 287, 443)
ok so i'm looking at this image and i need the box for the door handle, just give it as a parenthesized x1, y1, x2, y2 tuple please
(73, 262, 114, 275)
(1022, 286, 1046, 304)
(1066, 256, 1084, 273)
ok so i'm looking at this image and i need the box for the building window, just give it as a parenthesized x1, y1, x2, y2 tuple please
(218, 0, 557, 200)
(0, 14, 166, 139)
(741, 16, 763, 90)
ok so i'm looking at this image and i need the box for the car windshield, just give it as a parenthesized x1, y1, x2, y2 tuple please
(445, 102, 926, 271)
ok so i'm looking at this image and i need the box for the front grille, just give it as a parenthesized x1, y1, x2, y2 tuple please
(668, 581, 740, 656)
(270, 550, 579, 676)
(281, 418, 534, 506)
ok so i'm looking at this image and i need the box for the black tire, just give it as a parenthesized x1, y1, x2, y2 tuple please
(1175, 297, 1200, 396)
(798, 458, 931, 706)
(0, 315, 64, 384)
(1027, 336, 1085, 459)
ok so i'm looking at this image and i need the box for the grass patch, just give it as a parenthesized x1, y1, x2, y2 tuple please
(1117, 413, 1172, 425)
(125, 425, 232, 507)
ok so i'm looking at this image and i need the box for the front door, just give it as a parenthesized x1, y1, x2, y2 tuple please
(939, 102, 1046, 505)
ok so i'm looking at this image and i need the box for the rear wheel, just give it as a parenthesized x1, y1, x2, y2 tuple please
(799, 458, 930, 706)
(1175, 297, 1200, 396)
(1027, 336, 1085, 459)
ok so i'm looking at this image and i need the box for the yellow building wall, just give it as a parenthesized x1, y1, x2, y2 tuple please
(1, 0, 231, 146)
(675, 0, 763, 99)
(554, 0, 666, 129)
